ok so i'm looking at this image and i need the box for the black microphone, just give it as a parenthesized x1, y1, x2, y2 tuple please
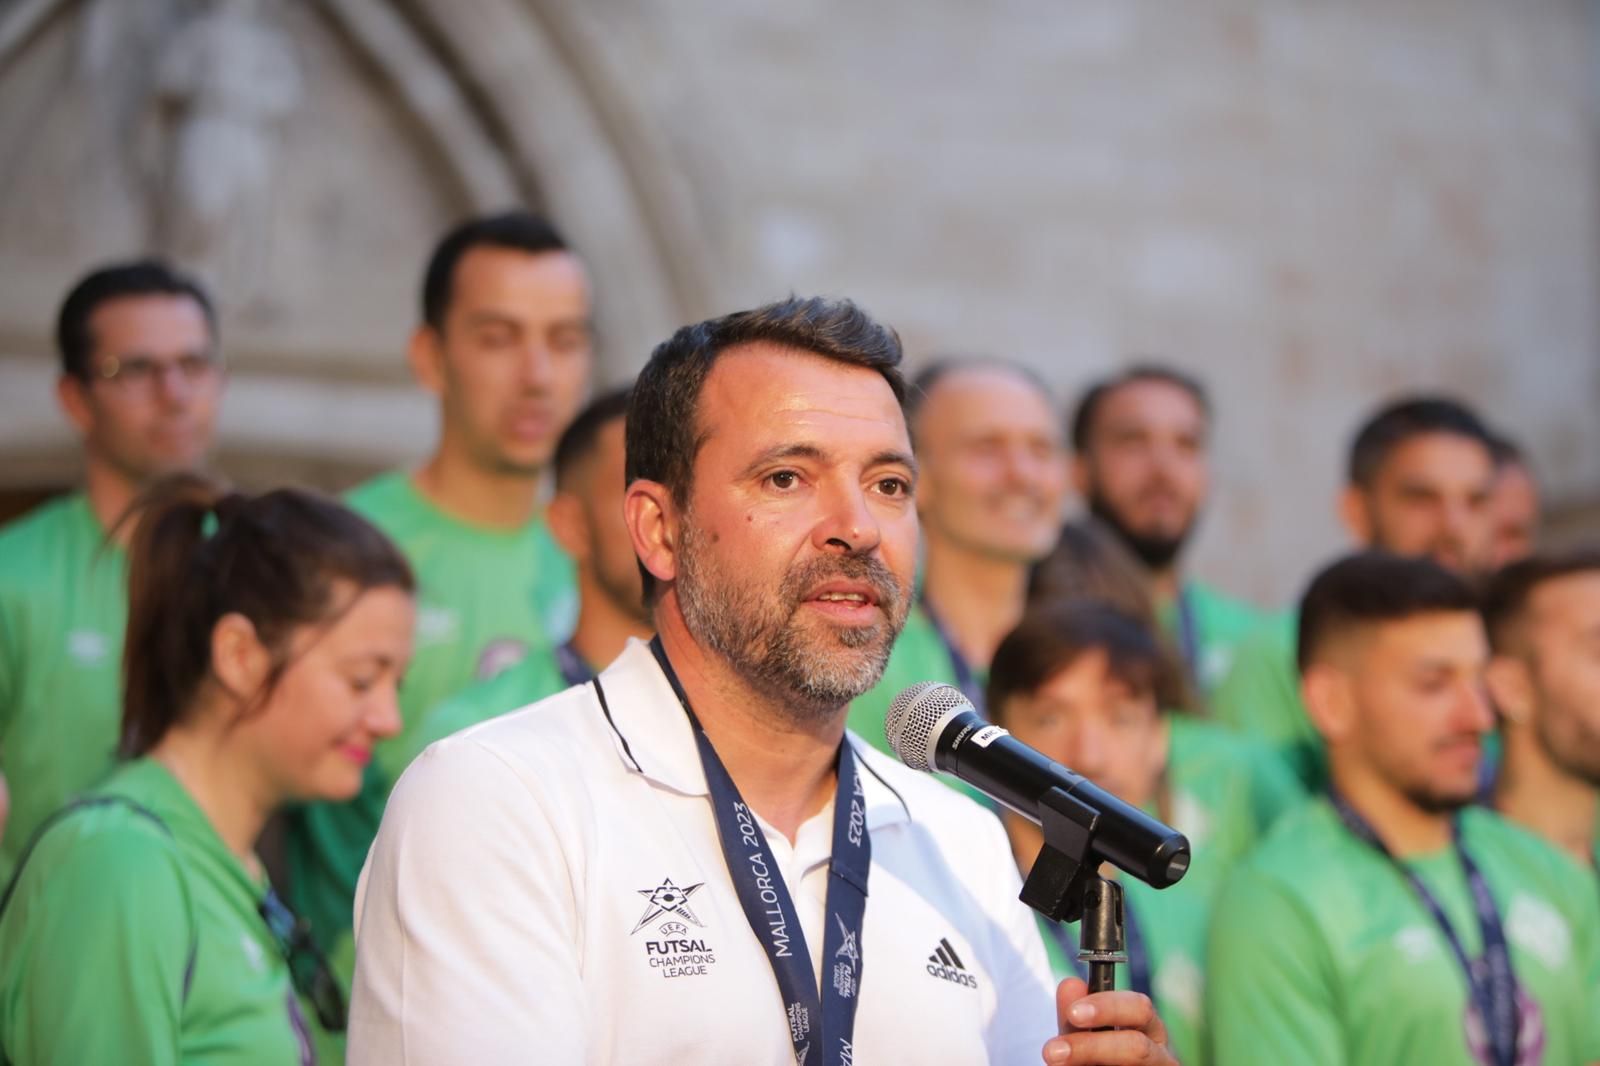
(886, 681, 1190, 889)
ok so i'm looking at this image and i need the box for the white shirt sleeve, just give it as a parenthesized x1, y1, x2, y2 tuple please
(348, 737, 586, 1065)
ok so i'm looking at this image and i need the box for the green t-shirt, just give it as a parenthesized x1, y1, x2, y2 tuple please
(344, 470, 575, 765)
(1159, 580, 1278, 698)
(849, 604, 982, 755)
(0, 759, 309, 1065)
(1210, 612, 1328, 791)
(0, 493, 127, 883)
(1208, 799, 1600, 1066)
(1033, 716, 1304, 1066)
(394, 642, 576, 770)
(847, 604, 989, 803)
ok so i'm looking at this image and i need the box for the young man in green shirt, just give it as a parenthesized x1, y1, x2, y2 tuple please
(0, 259, 222, 882)
(848, 359, 1070, 754)
(1208, 552, 1600, 1066)
(1215, 396, 1502, 790)
(989, 601, 1300, 1066)
(398, 387, 653, 766)
(286, 211, 592, 1000)
(1483, 548, 1600, 875)
(1068, 365, 1272, 699)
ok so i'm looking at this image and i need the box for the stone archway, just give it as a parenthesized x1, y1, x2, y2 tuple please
(0, 0, 713, 490)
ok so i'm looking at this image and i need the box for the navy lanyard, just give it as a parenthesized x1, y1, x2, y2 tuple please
(650, 638, 870, 1066)
(918, 592, 984, 716)
(1329, 794, 1519, 1066)
(554, 640, 593, 688)
(1173, 587, 1200, 687)
(1042, 894, 1151, 998)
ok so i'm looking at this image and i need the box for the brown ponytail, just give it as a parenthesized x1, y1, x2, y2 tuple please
(118, 473, 415, 757)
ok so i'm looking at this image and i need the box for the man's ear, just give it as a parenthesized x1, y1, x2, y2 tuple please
(1484, 655, 1535, 727)
(547, 490, 590, 564)
(1339, 485, 1373, 546)
(625, 479, 679, 590)
(407, 326, 446, 396)
(209, 612, 272, 707)
(1301, 662, 1356, 744)
(56, 374, 95, 437)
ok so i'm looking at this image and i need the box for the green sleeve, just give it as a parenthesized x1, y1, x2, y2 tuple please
(1242, 739, 1309, 833)
(1206, 867, 1344, 1066)
(1579, 872, 1600, 1062)
(1212, 627, 1327, 792)
(395, 652, 565, 772)
(0, 579, 17, 738)
(0, 826, 193, 1065)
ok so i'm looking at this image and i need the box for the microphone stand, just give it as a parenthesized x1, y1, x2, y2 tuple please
(1018, 786, 1128, 997)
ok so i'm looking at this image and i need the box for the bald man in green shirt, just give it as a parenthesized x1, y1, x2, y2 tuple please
(0, 259, 222, 883)
(848, 358, 1070, 760)
(1209, 552, 1600, 1066)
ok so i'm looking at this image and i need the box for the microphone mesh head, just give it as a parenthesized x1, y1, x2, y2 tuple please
(885, 681, 972, 772)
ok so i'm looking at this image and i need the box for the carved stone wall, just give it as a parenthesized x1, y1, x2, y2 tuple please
(1, 0, 1596, 602)
(0, 0, 707, 485)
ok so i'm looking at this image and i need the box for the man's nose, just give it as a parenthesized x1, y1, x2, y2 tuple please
(815, 480, 883, 555)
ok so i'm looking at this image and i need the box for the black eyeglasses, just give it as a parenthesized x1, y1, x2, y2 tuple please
(258, 887, 347, 1033)
(90, 352, 220, 394)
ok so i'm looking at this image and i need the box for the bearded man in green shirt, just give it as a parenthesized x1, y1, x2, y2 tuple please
(1215, 396, 1502, 789)
(0, 259, 223, 882)
(1208, 551, 1600, 1066)
(848, 358, 1070, 757)
(1068, 364, 1272, 700)
(285, 211, 593, 1015)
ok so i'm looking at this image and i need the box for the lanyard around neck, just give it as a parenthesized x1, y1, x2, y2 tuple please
(554, 640, 593, 688)
(1173, 587, 1201, 685)
(1328, 793, 1519, 1066)
(650, 637, 871, 1066)
(917, 592, 984, 715)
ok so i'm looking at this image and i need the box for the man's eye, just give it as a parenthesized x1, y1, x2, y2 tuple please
(878, 477, 911, 497)
(769, 470, 799, 490)
(119, 360, 158, 383)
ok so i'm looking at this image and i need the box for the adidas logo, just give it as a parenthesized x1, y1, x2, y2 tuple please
(925, 937, 978, 988)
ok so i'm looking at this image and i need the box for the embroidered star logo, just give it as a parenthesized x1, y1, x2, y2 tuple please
(833, 913, 859, 968)
(631, 877, 706, 934)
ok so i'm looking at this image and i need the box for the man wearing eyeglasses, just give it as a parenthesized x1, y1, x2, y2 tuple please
(0, 258, 223, 882)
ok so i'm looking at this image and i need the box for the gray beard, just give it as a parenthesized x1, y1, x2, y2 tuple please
(675, 523, 907, 724)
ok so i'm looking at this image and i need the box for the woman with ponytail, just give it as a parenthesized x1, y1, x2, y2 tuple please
(0, 473, 414, 1065)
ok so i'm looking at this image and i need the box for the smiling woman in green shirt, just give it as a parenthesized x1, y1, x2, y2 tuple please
(0, 474, 414, 1066)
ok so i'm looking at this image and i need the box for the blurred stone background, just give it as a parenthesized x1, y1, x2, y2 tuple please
(1, 0, 1596, 605)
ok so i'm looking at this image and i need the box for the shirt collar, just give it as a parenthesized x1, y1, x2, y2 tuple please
(595, 638, 911, 830)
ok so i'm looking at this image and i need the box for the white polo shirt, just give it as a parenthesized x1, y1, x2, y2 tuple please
(349, 639, 1056, 1064)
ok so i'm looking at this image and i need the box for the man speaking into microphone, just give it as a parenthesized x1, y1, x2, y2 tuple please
(348, 297, 1174, 1065)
